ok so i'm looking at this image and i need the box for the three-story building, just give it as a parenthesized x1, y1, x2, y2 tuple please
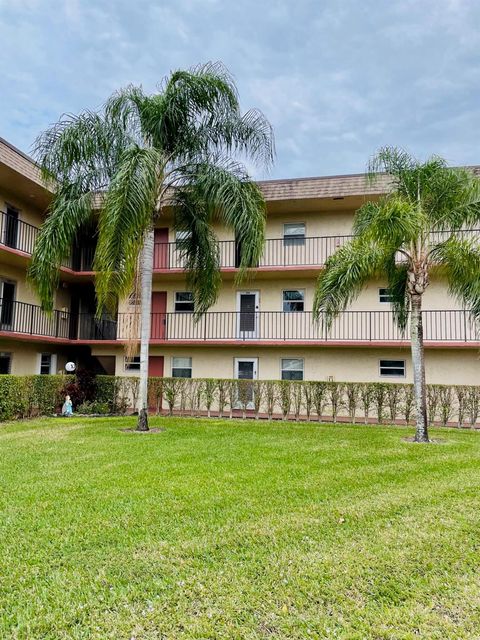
(1, 135, 479, 384)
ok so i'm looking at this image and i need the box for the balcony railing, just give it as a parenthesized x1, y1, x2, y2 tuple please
(117, 310, 480, 343)
(153, 228, 480, 270)
(2, 212, 479, 273)
(2, 299, 478, 344)
(0, 211, 95, 271)
(0, 299, 72, 339)
(0, 211, 39, 255)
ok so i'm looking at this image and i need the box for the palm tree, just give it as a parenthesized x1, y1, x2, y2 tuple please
(314, 147, 480, 442)
(28, 62, 274, 430)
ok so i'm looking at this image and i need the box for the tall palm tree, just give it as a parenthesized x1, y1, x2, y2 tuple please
(314, 147, 480, 442)
(28, 62, 274, 430)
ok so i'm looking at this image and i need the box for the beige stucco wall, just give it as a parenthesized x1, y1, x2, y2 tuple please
(121, 275, 461, 315)
(0, 340, 68, 375)
(161, 209, 356, 244)
(0, 188, 46, 229)
(89, 344, 479, 386)
(0, 263, 70, 309)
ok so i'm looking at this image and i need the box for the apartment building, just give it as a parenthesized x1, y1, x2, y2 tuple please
(1, 134, 479, 386)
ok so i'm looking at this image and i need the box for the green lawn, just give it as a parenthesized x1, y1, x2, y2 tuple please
(1, 418, 480, 639)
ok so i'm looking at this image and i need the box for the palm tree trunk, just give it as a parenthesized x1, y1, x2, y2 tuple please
(136, 229, 154, 431)
(410, 294, 429, 442)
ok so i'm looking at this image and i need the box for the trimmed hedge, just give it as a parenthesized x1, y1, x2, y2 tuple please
(1, 375, 479, 427)
(0, 375, 74, 421)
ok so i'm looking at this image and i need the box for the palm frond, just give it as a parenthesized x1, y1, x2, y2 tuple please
(172, 189, 222, 315)
(353, 196, 423, 250)
(431, 237, 480, 320)
(175, 158, 266, 274)
(33, 110, 130, 187)
(384, 257, 409, 332)
(313, 239, 387, 328)
(28, 185, 94, 310)
(94, 146, 162, 312)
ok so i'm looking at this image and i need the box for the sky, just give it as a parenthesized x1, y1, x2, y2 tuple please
(1, 0, 480, 180)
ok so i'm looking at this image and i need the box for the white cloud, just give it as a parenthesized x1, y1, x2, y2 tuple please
(1, 0, 480, 176)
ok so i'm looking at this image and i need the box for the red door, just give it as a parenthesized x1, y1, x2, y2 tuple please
(151, 291, 167, 339)
(148, 355, 164, 376)
(153, 228, 169, 270)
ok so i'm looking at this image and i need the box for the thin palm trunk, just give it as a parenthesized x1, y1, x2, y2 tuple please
(410, 295, 429, 442)
(136, 229, 154, 431)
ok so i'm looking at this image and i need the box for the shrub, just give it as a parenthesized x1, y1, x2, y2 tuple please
(311, 381, 327, 422)
(202, 379, 217, 418)
(96, 375, 119, 412)
(264, 380, 277, 420)
(372, 383, 388, 424)
(345, 383, 359, 424)
(359, 383, 374, 425)
(327, 381, 343, 423)
(387, 384, 402, 424)
(403, 385, 415, 425)
(1, 374, 478, 429)
(278, 381, 291, 420)
(76, 401, 110, 415)
(60, 369, 96, 408)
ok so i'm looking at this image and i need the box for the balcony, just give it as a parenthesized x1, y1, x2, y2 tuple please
(0, 210, 95, 272)
(153, 228, 480, 271)
(0, 210, 39, 256)
(117, 309, 480, 344)
(1, 299, 479, 346)
(2, 212, 479, 273)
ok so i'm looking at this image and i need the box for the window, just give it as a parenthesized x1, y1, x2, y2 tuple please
(40, 354, 52, 375)
(175, 292, 194, 313)
(379, 359, 406, 377)
(175, 230, 191, 247)
(283, 290, 304, 312)
(283, 223, 305, 246)
(172, 357, 192, 378)
(281, 358, 304, 381)
(0, 352, 11, 374)
(379, 288, 393, 303)
(128, 290, 139, 306)
(124, 356, 141, 371)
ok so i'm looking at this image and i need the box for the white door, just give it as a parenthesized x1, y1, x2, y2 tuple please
(234, 357, 258, 409)
(237, 291, 259, 339)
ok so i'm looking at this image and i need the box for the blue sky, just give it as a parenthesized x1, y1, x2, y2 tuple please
(1, 0, 479, 179)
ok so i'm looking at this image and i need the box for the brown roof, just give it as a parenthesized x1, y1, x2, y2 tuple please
(2, 134, 480, 203)
(0, 136, 44, 187)
(257, 173, 391, 201)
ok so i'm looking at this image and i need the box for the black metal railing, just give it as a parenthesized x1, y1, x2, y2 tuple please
(116, 309, 479, 343)
(153, 229, 480, 270)
(1, 301, 479, 344)
(0, 299, 71, 338)
(2, 213, 479, 273)
(0, 211, 95, 271)
(0, 211, 39, 255)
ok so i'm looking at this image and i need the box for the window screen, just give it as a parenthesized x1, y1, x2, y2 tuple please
(379, 359, 405, 377)
(283, 223, 305, 246)
(283, 290, 304, 312)
(281, 358, 304, 381)
(40, 354, 52, 375)
(172, 357, 192, 378)
(175, 292, 194, 313)
(125, 356, 141, 371)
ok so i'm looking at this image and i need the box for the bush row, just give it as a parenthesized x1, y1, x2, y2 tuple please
(1, 375, 479, 427)
(0, 375, 74, 421)
(140, 377, 480, 427)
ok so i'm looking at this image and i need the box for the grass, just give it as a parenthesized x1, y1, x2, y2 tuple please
(1, 417, 480, 639)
